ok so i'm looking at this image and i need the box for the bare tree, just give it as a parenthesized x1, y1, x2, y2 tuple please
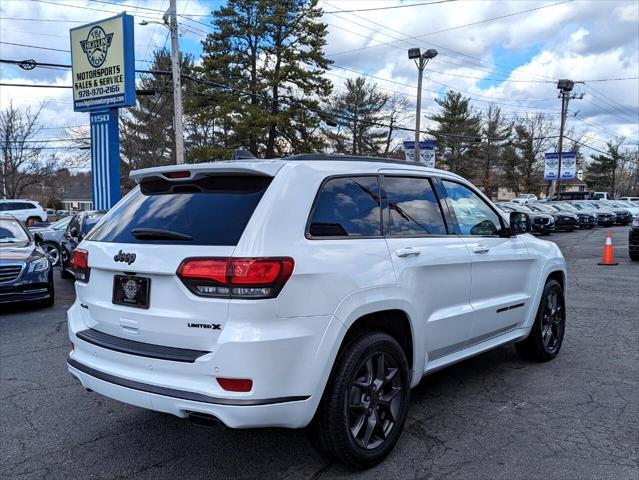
(511, 113, 556, 195)
(0, 101, 60, 199)
(383, 94, 410, 156)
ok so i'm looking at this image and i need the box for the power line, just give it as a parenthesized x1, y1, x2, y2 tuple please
(326, 0, 573, 58)
(324, 0, 458, 14)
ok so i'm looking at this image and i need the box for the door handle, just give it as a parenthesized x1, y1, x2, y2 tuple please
(396, 247, 421, 258)
(472, 244, 490, 254)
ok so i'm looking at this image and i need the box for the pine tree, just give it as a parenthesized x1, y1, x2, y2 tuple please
(476, 105, 512, 199)
(325, 77, 388, 155)
(585, 140, 626, 196)
(427, 91, 481, 178)
(198, 0, 332, 158)
(120, 48, 193, 183)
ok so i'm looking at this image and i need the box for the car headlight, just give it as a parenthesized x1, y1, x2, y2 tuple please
(29, 257, 50, 273)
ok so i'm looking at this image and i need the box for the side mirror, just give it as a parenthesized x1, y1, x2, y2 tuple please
(509, 211, 531, 235)
(33, 232, 44, 244)
(70, 227, 79, 239)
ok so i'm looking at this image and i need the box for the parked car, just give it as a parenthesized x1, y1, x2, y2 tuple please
(527, 203, 578, 231)
(591, 201, 633, 225)
(570, 201, 616, 227)
(604, 200, 639, 218)
(549, 202, 596, 229)
(27, 216, 73, 266)
(511, 194, 538, 204)
(619, 197, 639, 203)
(629, 216, 639, 261)
(60, 211, 105, 279)
(495, 202, 555, 235)
(593, 192, 609, 200)
(0, 200, 47, 225)
(65, 156, 567, 469)
(0, 215, 54, 306)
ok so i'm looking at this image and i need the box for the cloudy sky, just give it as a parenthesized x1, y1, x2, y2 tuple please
(1, 0, 637, 158)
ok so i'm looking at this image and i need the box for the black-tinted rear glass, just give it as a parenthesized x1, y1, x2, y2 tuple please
(87, 174, 272, 245)
(308, 176, 381, 237)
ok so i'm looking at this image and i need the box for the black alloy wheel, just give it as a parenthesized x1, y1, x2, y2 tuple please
(308, 332, 410, 469)
(348, 352, 403, 450)
(516, 279, 566, 361)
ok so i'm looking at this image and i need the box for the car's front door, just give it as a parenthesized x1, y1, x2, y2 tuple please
(381, 175, 474, 366)
(440, 180, 534, 344)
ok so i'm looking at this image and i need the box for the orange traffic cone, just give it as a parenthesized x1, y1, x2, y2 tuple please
(598, 232, 618, 266)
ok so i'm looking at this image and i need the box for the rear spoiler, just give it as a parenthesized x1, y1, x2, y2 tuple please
(129, 160, 285, 184)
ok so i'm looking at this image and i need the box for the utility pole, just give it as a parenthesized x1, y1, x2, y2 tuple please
(408, 48, 437, 162)
(549, 79, 583, 199)
(168, 0, 185, 164)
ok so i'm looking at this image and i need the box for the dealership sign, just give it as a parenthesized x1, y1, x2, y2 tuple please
(70, 13, 135, 112)
(544, 152, 576, 180)
(70, 13, 136, 210)
(403, 140, 436, 167)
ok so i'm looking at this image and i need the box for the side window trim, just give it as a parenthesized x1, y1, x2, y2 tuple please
(305, 174, 384, 240)
(440, 178, 507, 237)
(380, 174, 453, 237)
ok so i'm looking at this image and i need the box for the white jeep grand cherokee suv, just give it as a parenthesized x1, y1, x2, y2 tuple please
(67, 155, 567, 468)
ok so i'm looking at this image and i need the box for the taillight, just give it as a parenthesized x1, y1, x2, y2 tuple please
(70, 249, 90, 282)
(177, 257, 294, 299)
(217, 377, 253, 392)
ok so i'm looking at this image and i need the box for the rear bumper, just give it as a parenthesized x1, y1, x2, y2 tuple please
(67, 358, 315, 428)
(67, 301, 344, 428)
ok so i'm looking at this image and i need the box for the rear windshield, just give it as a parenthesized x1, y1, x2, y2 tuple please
(86, 174, 272, 245)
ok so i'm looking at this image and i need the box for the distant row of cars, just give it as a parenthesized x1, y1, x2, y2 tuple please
(0, 209, 105, 308)
(497, 198, 639, 260)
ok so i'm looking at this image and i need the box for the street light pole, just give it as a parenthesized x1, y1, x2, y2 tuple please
(408, 48, 437, 162)
(414, 62, 424, 161)
(549, 79, 583, 199)
(168, 0, 185, 164)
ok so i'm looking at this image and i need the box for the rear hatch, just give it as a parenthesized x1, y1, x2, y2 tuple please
(76, 165, 278, 351)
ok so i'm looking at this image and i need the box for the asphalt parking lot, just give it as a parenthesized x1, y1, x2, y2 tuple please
(1, 226, 637, 480)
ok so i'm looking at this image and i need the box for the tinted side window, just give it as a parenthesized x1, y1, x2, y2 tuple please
(309, 176, 381, 237)
(442, 181, 502, 236)
(21, 203, 36, 210)
(385, 177, 447, 235)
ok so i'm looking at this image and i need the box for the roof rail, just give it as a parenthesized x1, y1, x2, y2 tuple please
(283, 153, 425, 167)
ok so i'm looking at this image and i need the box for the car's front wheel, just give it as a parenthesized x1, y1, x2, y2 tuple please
(516, 278, 565, 361)
(309, 331, 410, 469)
(41, 242, 60, 266)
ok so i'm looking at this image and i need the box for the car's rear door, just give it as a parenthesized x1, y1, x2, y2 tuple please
(75, 167, 278, 352)
(440, 179, 534, 343)
(381, 173, 474, 365)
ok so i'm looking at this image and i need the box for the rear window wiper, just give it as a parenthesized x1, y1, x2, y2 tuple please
(131, 228, 192, 241)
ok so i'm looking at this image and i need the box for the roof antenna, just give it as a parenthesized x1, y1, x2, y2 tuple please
(231, 149, 257, 160)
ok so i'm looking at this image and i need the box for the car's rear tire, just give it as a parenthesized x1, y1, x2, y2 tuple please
(308, 331, 410, 469)
(516, 279, 565, 362)
(26, 216, 40, 226)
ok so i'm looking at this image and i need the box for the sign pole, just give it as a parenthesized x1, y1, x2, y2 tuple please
(90, 109, 121, 210)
